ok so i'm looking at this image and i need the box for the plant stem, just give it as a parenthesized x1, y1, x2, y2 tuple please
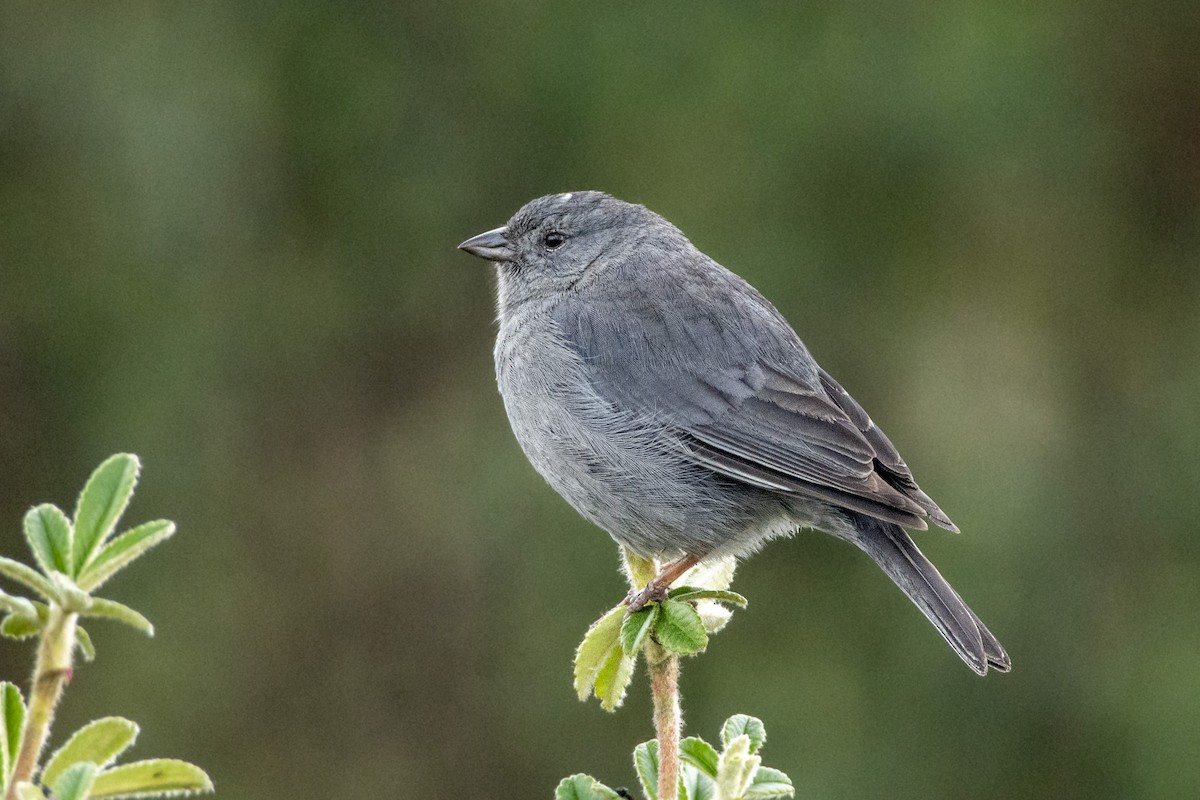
(6, 605, 77, 800)
(623, 548, 682, 800)
(647, 641, 681, 800)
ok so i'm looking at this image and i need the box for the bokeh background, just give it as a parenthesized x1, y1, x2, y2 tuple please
(2, 3, 1198, 798)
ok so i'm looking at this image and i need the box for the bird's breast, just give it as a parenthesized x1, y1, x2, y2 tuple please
(491, 308, 777, 557)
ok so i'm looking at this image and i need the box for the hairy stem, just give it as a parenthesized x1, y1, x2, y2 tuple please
(6, 605, 77, 799)
(624, 548, 682, 800)
(647, 641, 681, 800)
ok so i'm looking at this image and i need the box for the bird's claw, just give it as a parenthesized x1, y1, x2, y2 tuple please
(624, 581, 669, 612)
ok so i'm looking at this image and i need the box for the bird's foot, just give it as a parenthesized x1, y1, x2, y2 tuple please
(624, 581, 670, 612)
(623, 553, 703, 611)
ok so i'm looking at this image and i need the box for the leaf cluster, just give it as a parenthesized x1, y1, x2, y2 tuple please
(0, 454, 212, 800)
(556, 715, 794, 800)
(575, 581, 745, 712)
(0, 455, 173, 655)
(1, 703, 211, 800)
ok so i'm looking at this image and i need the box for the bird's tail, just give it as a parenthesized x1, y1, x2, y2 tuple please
(851, 516, 1010, 675)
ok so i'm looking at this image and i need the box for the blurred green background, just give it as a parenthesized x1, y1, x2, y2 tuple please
(2, 2, 1198, 798)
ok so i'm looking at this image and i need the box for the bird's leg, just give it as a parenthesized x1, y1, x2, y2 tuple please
(625, 554, 702, 611)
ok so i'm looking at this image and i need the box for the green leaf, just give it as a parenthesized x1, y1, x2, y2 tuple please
(744, 766, 794, 799)
(680, 767, 715, 800)
(678, 555, 736, 591)
(49, 573, 91, 614)
(76, 626, 96, 662)
(77, 521, 175, 593)
(665, 588, 747, 608)
(0, 557, 59, 603)
(721, 715, 767, 754)
(0, 590, 38, 622)
(633, 740, 659, 800)
(654, 601, 708, 656)
(23, 505, 72, 577)
(715, 735, 760, 800)
(573, 606, 625, 701)
(73, 454, 140, 576)
(619, 605, 658, 656)
(571, 603, 638, 710)
(90, 758, 213, 798)
(0, 682, 26, 783)
(621, 548, 658, 587)
(695, 602, 733, 636)
(593, 645, 635, 712)
(14, 783, 48, 800)
(51, 761, 99, 800)
(669, 587, 744, 637)
(679, 737, 720, 779)
(4, 601, 52, 642)
(554, 774, 622, 800)
(1, 614, 42, 640)
(82, 598, 154, 637)
(43, 718, 139, 788)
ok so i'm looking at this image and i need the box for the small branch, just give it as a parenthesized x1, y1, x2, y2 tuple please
(6, 605, 77, 800)
(623, 548, 683, 800)
(647, 641, 681, 800)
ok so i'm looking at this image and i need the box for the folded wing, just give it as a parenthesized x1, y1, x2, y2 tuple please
(553, 274, 957, 533)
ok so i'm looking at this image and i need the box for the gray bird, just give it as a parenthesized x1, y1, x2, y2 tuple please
(459, 191, 1009, 675)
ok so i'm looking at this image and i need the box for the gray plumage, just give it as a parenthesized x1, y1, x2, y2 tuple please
(459, 191, 1009, 675)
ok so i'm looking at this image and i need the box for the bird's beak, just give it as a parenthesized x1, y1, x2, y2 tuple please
(457, 226, 514, 262)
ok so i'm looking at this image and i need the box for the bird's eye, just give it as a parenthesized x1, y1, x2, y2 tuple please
(543, 231, 567, 249)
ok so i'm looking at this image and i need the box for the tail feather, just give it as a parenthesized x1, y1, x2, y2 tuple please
(852, 516, 1010, 675)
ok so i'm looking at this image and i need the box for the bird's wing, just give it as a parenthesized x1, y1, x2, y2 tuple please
(814, 366, 958, 531)
(551, 265, 957, 532)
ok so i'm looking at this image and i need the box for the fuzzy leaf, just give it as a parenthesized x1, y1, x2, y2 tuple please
(77, 521, 175, 593)
(76, 626, 96, 662)
(593, 646, 635, 712)
(554, 774, 622, 800)
(680, 768, 715, 800)
(90, 758, 213, 798)
(622, 549, 658, 587)
(744, 766, 794, 799)
(715, 735, 760, 800)
(696, 602, 733, 635)
(51, 761, 99, 800)
(0, 558, 58, 603)
(0, 682, 25, 782)
(633, 740, 659, 800)
(49, 573, 91, 614)
(23, 505, 72, 576)
(73, 454, 140, 576)
(1, 614, 42, 640)
(666, 588, 747, 608)
(721, 715, 767, 754)
(43, 718, 139, 788)
(14, 783, 48, 800)
(0, 590, 37, 622)
(679, 737, 720, 779)
(665, 586, 744, 638)
(619, 605, 658, 656)
(573, 606, 625, 701)
(83, 598, 154, 637)
(655, 601, 708, 656)
(679, 556, 736, 591)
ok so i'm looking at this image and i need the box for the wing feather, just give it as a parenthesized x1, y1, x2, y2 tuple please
(551, 253, 957, 533)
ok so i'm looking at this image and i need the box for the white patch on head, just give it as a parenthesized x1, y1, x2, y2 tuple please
(559, 193, 573, 202)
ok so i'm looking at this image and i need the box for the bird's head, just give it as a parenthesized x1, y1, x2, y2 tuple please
(458, 191, 681, 305)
